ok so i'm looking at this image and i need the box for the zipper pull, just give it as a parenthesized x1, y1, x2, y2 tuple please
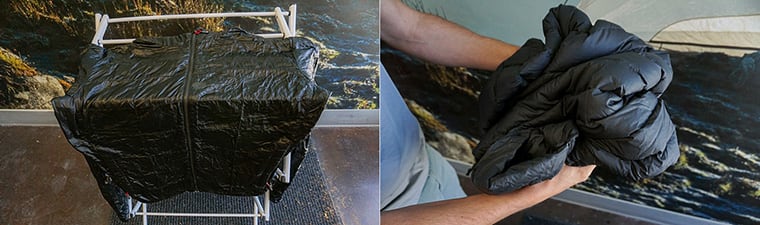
(193, 27, 208, 35)
(105, 173, 113, 184)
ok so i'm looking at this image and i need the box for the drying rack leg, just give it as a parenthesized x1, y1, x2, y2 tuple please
(142, 203, 148, 225)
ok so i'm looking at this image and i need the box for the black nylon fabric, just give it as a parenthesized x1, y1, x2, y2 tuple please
(471, 5, 679, 194)
(269, 137, 309, 203)
(52, 31, 329, 221)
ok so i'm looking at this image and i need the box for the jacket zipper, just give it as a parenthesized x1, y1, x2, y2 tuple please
(183, 33, 199, 189)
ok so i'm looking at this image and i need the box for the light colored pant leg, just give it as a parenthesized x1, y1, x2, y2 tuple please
(418, 144, 467, 205)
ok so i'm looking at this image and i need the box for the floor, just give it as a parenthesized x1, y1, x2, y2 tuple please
(0, 125, 378, 225)
(0, 126, 112, 225)
(312, 127, 379, 225)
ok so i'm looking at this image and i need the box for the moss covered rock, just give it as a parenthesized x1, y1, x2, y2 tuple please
(0, 47, 64, 109)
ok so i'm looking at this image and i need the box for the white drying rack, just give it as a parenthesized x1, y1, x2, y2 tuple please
(90, 4, 299, 225)
(91, 4, 297, 46)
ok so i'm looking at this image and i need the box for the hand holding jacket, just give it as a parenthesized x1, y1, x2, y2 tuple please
(471, 5, 679, 194)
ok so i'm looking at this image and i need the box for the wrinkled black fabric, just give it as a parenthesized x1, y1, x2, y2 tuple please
(471, 5, 679, 194)
(269, 138, 309, 203)
(52, 31, 329, 221)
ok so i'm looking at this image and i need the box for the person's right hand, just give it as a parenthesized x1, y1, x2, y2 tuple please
(523, 164, 596, 197)
(551, 164, 596, 189)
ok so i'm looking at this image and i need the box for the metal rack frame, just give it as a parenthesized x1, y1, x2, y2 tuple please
(91, 4, 297, 46)
(88, 4, 299, 225)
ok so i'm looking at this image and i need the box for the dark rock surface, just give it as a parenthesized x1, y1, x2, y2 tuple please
(0, 47, 64, 109)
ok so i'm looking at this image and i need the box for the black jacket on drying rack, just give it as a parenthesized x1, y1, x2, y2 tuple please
(471, 5, 680, 194)
(53, 30, 329, 221)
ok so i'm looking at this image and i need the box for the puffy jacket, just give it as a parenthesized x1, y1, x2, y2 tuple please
(53, 31, 328, 220)
(471, 5, 680, 194)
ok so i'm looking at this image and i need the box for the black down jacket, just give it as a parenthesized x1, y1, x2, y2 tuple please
(53, 31, 328, 220)
(471, 5, 680, 194)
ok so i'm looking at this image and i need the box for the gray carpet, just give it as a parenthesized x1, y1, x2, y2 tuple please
(111, 149, 341, 225)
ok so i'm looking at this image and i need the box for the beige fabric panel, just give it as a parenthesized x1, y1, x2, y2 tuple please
(578, 0, 760, 41)
(651, 31, 760, 56)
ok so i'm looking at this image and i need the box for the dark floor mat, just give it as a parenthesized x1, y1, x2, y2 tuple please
(110, 149, 341, 225)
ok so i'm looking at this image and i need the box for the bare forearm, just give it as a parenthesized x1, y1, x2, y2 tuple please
(381, 0, 518, 71)
(381, 179, 566, 225)
(381, 165, 596, 225)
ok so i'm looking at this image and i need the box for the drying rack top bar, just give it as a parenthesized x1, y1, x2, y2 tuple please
(108, 11, 289, 23)
(92, 4, 297, 46)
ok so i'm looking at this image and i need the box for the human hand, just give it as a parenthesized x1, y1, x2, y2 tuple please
(522, 164, 596, 197)
(550, 164, 596, 189)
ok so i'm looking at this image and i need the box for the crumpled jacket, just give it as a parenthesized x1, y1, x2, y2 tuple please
(471, 5, 680, 194)
(53, 31, 328, 220)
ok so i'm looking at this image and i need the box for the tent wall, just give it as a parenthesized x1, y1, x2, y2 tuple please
(402, 0, 579, 45)
(578, 0, 760, 41)
(651, 15, 760, 56)
(406, 0, 760, 55)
